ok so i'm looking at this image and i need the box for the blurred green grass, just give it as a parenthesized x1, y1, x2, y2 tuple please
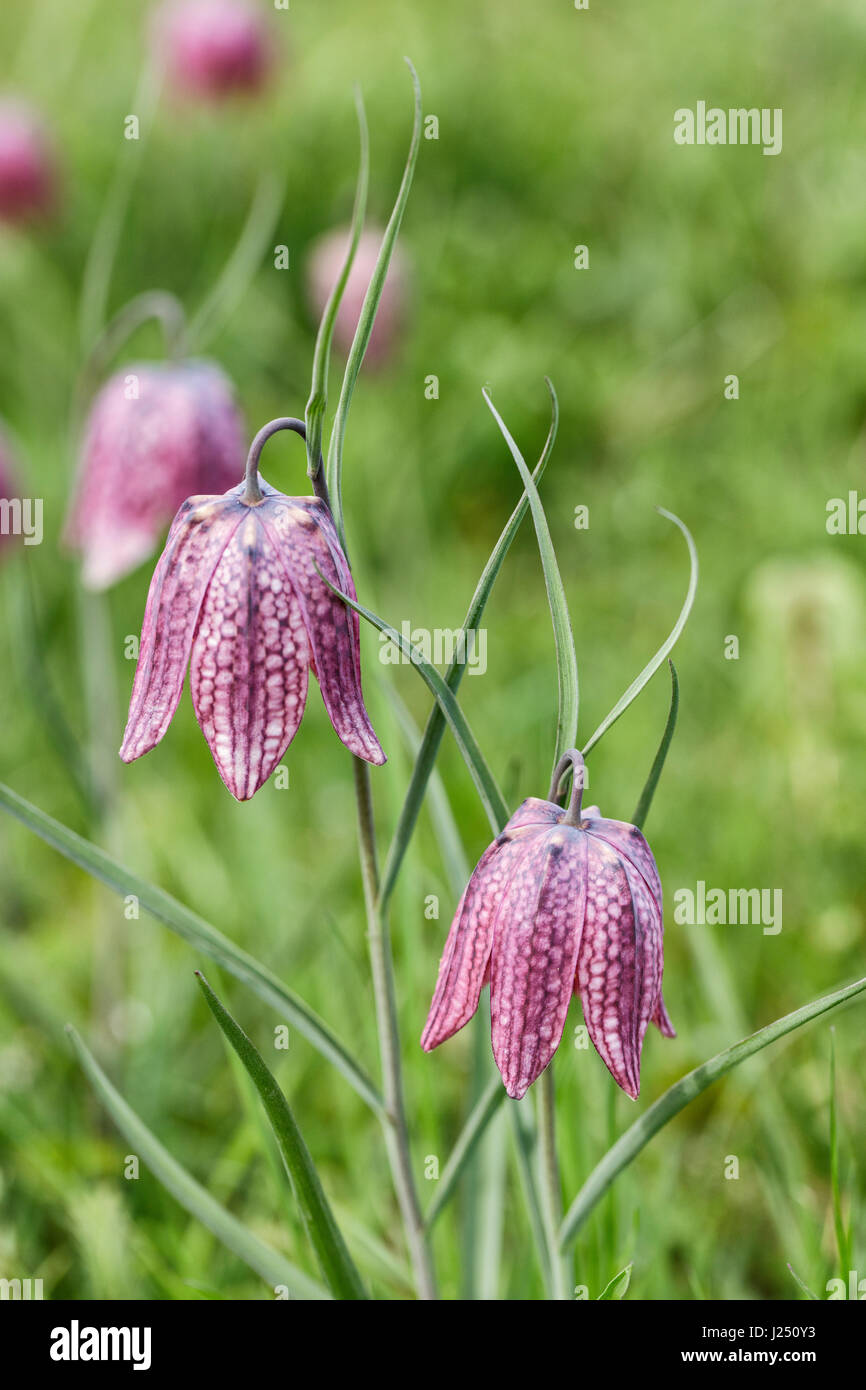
(0, 0, 864, 1299)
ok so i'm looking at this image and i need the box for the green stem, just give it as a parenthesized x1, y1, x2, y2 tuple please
(537, 1067, 570, 1299)
(352, 757, 437, 1300)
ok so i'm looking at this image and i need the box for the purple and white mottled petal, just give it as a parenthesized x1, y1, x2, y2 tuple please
(421, 830, 533, 1052)
(189, 509, 310, 800)
(120, 495, 244, 763)
(652, 991, 677, 1038)
(576, 836, 642, 1098)
(263, 499, 385, 765)
(490, 827, 587, 1100)
(619, 856, 663, 1056)
(503, 797, 563, 833)
(585, 816, 663, 913)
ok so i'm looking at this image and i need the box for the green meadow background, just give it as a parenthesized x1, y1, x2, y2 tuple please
(0, 0, 864, 1300)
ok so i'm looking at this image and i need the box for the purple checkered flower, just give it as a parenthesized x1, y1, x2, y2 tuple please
(120, 417, 385, 800)
(154, 0, 271, 101)
(0, 99, 57, 225)
(422, 750, 674, 1099)
(66, 360, 244, 591)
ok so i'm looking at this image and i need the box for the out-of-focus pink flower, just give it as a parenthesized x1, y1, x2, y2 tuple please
(120, 456, 385, 799)
(307, 227, 407, 366)
(0, 428, 23, 553)
(422, 751, 675, 1100)
(154, 0, 272, 101)
(66, 360, 244, 591)
(0, 99, 57, 225)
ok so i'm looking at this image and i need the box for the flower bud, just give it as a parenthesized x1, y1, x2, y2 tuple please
(153, 0, 272, 101)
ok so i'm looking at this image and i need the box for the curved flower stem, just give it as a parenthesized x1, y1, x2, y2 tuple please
(242, 417, 331, 509)
(352, 757, 438, 1300)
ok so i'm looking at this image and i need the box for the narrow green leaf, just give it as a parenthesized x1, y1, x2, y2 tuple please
(787, 1263, 820, 1301)
(509, 1102, 554, 1296)
(306, 89, 369, 481)
(321, 585, 508, 834)
(424, 1076, 507, 1230)
(189, 171, 284, 350)
(326, 57, 423, 544)
(598, 1262, 632, 1300)
(483, 383, 578, 765)
(66, 1025, 329, 1300)
(829, 1028, 851, 1277)
(559, 974, 866, 1251)
(379, 386, 559, 905)
(195, 973, 366, 1300)
(582, 508, 697, 758)
(0, 782, 383, 1115)
(632, 659, 679, 831)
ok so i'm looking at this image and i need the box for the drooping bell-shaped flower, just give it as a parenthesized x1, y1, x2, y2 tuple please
(66, 360, 245, 590)
(153, 0, 272, 101)
(307, 227, 407, 367)
(422, 751, 675, 1100)
(0, 98, 58, 225)
(120, 416, 385, 799)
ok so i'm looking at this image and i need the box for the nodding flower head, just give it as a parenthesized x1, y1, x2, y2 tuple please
(120, 416, 386, 800)
(421, 750, 675, 1100)
(154, 0, 272, 101)
(307, 227, 407, 367)
(66, 360, 245, 591)
(0, 99, 58, 225)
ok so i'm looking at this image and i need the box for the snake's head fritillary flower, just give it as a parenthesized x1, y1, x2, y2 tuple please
(422, 750, 675, 1100)
(154, 0, 272, 101)
(0, 99, 57, 225)
(0, 427, 23, 554)
(120, 417, 385, 800)
(307, 227, 407, 367)
(66, 360, 244, 591)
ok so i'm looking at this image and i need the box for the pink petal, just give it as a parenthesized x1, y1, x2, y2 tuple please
(421, 830, 532, 1052)
(576, 836, 644, 1099)
(490, 828, 587, 1100)
(502, 797, 562, 833)
(583, 816, 662, 913)
(262, 497, 385, 765)
(652, 992, 677, 1038)
(120, 495, 243, 763)
(189, 508, 310, 801)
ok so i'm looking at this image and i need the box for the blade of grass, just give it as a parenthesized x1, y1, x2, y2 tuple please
(66, 1025, 329, 1299)
(188, 171, 284, 350)
(326, 57, 422, 544)
(632, 659, 679, 831)
(323, 586, 509, 833)
(482, 383, 578, 765)
(787, 1263, 820, 1300)
(559, 974, 866, 1251)
(829, 1028, 851, 1278)
(196, 973, 367, 1300)
(423, 1076, 506, 1230)
(582, 508, 697, 758)
(0, 782, 382, 1115)
(598, 1262, 632, 1299)
(379, 388, 558, 905)
(305, 89, 369, 482)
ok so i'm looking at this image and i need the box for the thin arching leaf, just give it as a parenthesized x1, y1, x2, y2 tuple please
(632, 659, 679, 831)
(559, 974, 866, 1250)
(305, 89, 369, 482)
(326, 58, 422, 544)
(189, 172, 284, 350)
(321, 584, 508, 834)
(196, 973, 367, 1300)
(582, 508, 697, 758)
(67, 1025, 329, 1300)
(483, 383, 578, 766)
(379, 386, 559, 904)
(0, 782, 383, 1115)
(423, 1076, 506, 1230)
